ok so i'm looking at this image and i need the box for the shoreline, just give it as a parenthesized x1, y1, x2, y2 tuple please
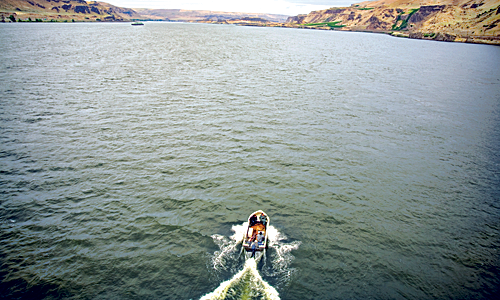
(1, 16, 498, 46)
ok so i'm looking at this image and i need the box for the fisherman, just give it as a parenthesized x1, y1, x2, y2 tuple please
(251, 230, 257, 242)
(250, 214, 258, 226)
(250, 239, 259, 258)
(259, 213, 267, 226)
(257, 231, 265, 244)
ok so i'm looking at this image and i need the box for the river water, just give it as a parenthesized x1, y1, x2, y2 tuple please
(0, 22, 499, 300)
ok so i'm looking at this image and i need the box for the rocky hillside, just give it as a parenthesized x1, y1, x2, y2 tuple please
(0, 0, 287, 23)
(1, 0, 498, 44)
(0, 0, 141, 21)
(286, 0, 500, 44)
(133, 8, 288, 23)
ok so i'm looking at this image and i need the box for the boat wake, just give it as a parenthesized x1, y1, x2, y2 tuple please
(202, 222, 301, 300)
(200, 258, 279, 300)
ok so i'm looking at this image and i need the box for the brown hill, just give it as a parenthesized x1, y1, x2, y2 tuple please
(0, 0, 288, 23)
(133, 8, 288, 23)
(1, 0, 498, 44)
(0, 0, 141, 21)
(356, 0, 498, 8)
(286, 0, 500, 44)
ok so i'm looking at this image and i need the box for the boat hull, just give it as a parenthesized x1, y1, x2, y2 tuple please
(242, 210, 269, 260)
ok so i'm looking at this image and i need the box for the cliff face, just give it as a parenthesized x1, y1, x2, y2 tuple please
(0, 0, 288, 23)
(286, 0, 500, 44)
(0, 0, 142, 21)
(1, 0, 498, 44)
(133, 8, 288, 23)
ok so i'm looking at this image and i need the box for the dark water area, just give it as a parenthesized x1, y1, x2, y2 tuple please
(1, 22, 499, 299)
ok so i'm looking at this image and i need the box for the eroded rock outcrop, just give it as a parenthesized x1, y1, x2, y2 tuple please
(285, 0, 500, 44)
(408, 5, 445, 23)
(0, 0, 142, 21)
(74, 5, 90, 14)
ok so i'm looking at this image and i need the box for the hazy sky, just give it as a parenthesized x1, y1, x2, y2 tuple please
(107, 0, 360, 15)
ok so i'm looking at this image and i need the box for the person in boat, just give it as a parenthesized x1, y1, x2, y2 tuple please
(250, 214, 258, 226)
(250, 239, 259, 258)
(250, 230, 257, 242)
(257, 231, 265, 244)
(259, 214, 267, 226)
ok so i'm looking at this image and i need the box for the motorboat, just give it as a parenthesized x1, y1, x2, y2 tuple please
(242, 210, 269, 260)
(131, 22, 144, 26)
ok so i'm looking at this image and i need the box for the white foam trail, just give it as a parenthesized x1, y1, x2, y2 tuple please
(267, 226, 301, 268)
(211, 234, 236, 271)
(266, 224, 282, 245)
(269, 240, 301, 285)
(200, 259, 280, 300)
(230, 222, 248, 243)
(206, 222, 300, 298)
(210, 222, 249, 270)
(210, 222, 300, 272)
(264, 225, 301, 285)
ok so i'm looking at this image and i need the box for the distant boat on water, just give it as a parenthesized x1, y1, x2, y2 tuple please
(131, 22, 144, 26)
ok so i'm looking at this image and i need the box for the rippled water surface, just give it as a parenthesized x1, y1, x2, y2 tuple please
(1, 22, 500, 299)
